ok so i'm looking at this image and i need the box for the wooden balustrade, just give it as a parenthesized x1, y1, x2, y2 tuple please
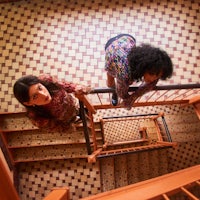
(43, 187, 70, 200)
(189, 95, 200, 120)
(0, 156, 20, 200)
(79, 165, 200, 200)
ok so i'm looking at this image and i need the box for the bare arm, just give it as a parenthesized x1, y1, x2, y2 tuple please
(123, 79, 158, 109)
(27, 110, 71, 130)
(39, 74, 91, 94)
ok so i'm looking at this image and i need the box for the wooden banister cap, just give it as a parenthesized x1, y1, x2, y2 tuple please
(189, 95, 200, 104)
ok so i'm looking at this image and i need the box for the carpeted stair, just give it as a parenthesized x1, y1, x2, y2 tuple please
(99, 148, 169, 192)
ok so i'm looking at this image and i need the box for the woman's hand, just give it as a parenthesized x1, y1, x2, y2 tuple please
(75, 85, 92, 95)
(122, 94, 138, 110)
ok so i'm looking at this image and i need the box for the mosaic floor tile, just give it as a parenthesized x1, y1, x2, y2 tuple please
(0, 0, 200, 199)
(0, 0, 199, 112)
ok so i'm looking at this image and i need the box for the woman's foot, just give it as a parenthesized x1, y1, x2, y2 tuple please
(74, 116, 82, 124)
(112, 92, 118, 106)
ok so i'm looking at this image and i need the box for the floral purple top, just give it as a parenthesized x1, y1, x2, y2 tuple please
(27, 74, 88, 130)
(105, 35, 158, 109)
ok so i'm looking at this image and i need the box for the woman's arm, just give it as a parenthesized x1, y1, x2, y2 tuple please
(116, 79, 131, 99)
(27, 110, 71, 130)
(39, 74, 91, 94)
(123, 79, 158, 109)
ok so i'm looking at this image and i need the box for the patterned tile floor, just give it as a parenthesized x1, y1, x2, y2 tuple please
(0, 0, 200, 112)
(0, 0, 200, 199)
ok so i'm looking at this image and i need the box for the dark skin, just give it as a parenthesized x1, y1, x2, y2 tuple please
(106, 71, 162, 88)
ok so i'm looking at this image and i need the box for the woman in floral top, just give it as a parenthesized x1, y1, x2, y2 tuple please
(13, 74, 90, 130)
(105, 34, 173, 109)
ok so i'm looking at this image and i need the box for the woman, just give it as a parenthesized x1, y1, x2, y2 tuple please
(105, 34, 173, 109)
(13, 74, 91, 130)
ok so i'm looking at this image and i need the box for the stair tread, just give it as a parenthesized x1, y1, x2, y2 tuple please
(99, 146, 170, 192)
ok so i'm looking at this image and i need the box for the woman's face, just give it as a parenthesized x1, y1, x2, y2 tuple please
(143, 72, 162, 83)
(24, 83, 52, 106)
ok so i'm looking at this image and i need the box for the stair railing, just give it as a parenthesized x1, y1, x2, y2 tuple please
(77, 84, 200, 162)
(79, 164, 200, 200)
(189, 95, 200, 120)
(43, 187, 70, 200)
(89, 83, 200, 109)
(0, 156, 20, 200)
(76, 94, 97, 155)
(151, 112, 173, 142)
(87, 113, 177, 162)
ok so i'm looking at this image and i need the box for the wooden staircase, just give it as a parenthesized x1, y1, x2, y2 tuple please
(80, 164, 200, 200)
(86, 112, 176, 163)
(0, 84, 200, 200)
(189, 95, 200, 120)
(0, 111, 103, 165)
(0, 104, 175, 166)
(1, 84, 199, 165)
(98, 142, 174, 158)
(99, 148, 170, 192)
(44, 165, 200, 200)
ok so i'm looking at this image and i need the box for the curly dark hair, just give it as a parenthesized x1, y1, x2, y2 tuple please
(128, 44, 173, 82)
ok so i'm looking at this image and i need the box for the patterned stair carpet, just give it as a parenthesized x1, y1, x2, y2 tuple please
(99, 148, 169, 192)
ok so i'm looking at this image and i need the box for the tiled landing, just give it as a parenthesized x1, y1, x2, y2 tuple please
(18, 159, 101, 200)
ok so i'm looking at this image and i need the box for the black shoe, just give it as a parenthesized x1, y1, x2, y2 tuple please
(111, 92, 118, 106)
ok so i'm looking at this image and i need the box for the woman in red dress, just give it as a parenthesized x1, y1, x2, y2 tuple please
(13, 74, 90, 130)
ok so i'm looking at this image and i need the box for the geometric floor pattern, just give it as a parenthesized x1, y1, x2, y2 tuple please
(14, 104, 200, 200)
(0, 0, 200, 199)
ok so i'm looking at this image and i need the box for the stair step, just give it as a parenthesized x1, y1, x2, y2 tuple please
(114, 155, 128, 188)
(100, 157, 115, 192)
(127, 153, 140, 184)
(5, 128, 87, 147)
(158, 148, 169, 175)
(99, 147, 170, 193)
(138, 151, 150, 181)
(12, 144, 88, 163)
(148, 149, 160, 179)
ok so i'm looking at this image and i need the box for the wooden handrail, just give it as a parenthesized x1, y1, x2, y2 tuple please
(43, 187, 70, 200)
(80, 165, 200, 200)
(88, 148, 103, 163)
(89, 84, 200, 109)
(189, 95, 200, 120)
(90, 84, 200, 94)
(153, 118, 163, 141)
(0, 156, 20, 200)
(189, 95, 200, 104)
(97, 143, 174, 158)
(75, 94, 96, 114)
(88, 112, 98, 151)
(76, 94, 98, 153)
(157, 141, 177, 147)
